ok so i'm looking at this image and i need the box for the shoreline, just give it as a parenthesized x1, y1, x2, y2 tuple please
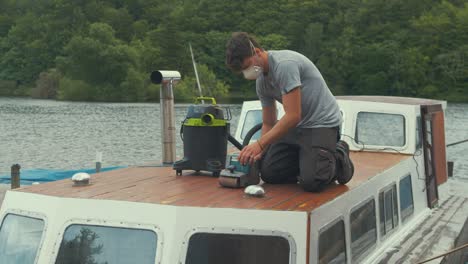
(1, 96, 468, 104)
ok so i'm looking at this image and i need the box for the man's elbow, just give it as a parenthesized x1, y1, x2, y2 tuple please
(289, 113, 301, 126)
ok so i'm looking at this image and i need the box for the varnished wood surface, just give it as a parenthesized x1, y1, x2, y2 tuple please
(17, 152, 409, 212)
(433, 111, 448, 185)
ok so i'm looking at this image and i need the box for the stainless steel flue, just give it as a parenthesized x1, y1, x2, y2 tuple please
(150, 70, 181, 165)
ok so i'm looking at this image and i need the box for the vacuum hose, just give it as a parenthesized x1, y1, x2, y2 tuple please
(227, 123, 263, 150)
(228, 134, 244, 150)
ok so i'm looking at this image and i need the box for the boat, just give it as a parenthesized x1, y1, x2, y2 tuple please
(1, 94, 467, 264)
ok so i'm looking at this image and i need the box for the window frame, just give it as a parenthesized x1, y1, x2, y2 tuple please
(338, 109, 345, 139)
(349, 197, 378, 263)
(399, 174, 415, 224)
(415, 116, 423, 150)
(179, 227, 297, 264)
(317, 216, 347, 264)
(52, 219, 162, 264)
(0, 210, 48, 264)
(378, 183, 399, 240)
(354, 111, 408, 150)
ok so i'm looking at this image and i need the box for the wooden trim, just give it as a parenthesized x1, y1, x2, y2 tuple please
(306, 212, 311, 264)
(421, 104, 443, 115)
(420, 105, 441, 208)
(432, 111, 448, 185)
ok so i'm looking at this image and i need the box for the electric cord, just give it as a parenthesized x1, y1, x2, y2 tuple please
(179, 117, 188, 141)
(340, 133, 424, 183)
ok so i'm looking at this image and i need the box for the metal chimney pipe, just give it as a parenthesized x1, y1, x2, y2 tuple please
(150, 70, 181, 165)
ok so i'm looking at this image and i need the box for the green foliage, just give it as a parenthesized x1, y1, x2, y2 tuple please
(56, 22, 146, 101)
(0, 0, 466, 102)
(57, 77, 95, 101)
(32, 68, 60, 99)
(0, 80, 18, 96)
(175, 64, 229, 101)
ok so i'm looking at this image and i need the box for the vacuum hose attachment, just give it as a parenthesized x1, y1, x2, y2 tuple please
(242, 123, 262, 147)
(201, 113, 214, 125)
(228, 135, 244, 150)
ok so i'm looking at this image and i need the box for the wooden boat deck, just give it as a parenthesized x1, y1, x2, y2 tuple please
(15, 152, 409, 212)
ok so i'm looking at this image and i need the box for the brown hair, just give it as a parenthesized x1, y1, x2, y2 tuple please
(225, 32, 262, 72)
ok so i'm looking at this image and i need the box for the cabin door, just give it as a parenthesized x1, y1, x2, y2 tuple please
(420, 105, 442, 208)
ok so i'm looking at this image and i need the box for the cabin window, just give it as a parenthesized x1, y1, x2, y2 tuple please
(55, 225, 157, 264)
(185, 232, 290, 264)
(400, 175, 414, 223)
(416, 116, 422, 149)
(379, 184, 399, 237)
(355, 112, 406, 147)
(350, 199, 377, 262)
(241, 110, 262, 140)
(319, 219, 347, 264)
(0, 214, 44, 264)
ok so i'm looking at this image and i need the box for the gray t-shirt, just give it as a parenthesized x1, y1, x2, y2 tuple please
(256, 50, 342, 128)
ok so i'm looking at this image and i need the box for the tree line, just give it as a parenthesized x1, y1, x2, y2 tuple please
(0, 0, 467, 102)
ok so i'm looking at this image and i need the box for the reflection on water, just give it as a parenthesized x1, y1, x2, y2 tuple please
(0, 98, 467, 179)
(444, 103, 468, 181)
(0, 98, 241, 174)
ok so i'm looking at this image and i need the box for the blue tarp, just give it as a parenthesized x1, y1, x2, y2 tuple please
(0, 166, 125, 185)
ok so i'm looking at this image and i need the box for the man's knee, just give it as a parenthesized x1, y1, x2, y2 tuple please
(260, 161, 298, 184)
(260, 166, 277, 183)
(260, 165, 289, 184)
(299, 178, 327, 192)
(299, 148, 336, 192)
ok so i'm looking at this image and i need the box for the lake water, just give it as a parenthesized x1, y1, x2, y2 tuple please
(0, 98, 467, 180)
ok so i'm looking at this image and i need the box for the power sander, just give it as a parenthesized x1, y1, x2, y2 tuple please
(218, 123, 263, 188)
(218, 153, 260, 188)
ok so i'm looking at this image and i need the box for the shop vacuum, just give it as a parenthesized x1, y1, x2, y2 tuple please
(173, 97, 261, 188)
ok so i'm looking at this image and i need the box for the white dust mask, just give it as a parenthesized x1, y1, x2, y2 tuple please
(242, 64, 262, 80)
(242, 40, 263, 80)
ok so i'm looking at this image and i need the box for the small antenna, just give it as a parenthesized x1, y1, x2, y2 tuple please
(189, 42, 204, 99)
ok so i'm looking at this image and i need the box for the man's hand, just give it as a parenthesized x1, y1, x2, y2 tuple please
(239, 141, 263, 165)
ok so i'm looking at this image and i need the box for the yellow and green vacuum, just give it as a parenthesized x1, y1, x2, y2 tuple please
(173, 97, 262, 188)
(173, 97, 232, 176)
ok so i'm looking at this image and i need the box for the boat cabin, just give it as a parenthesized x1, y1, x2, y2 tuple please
(0, 96, 449, 264)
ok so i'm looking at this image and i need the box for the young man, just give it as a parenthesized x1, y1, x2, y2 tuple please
(225, 32, 353, 192)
